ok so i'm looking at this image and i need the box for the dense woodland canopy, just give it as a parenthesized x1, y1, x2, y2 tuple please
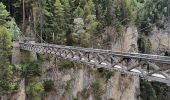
(1, 0, 168, 46)
(0, 0, 170, 99)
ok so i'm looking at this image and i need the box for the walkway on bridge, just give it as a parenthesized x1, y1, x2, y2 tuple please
(18, 42, 170, 86)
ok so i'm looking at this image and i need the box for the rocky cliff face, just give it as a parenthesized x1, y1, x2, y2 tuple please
(149, 27, 170, 55)
(41, 25, 140, 100)
(42, 57, 140, 100)
(9, 25, 170, 100)
(111, 25, 138, 52)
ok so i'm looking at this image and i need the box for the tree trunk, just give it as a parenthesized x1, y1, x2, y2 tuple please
(22, 0, 25, 33)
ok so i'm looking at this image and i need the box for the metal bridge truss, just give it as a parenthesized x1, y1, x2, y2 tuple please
(19, 42, 170, 85)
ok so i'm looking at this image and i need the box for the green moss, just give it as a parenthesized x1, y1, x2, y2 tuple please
(65, 79, 74, 93)
(20, 50, 32, 63)
(91, 80, 104, 100)
(58, 59, 74, 70)
(97, 68, 113, 80)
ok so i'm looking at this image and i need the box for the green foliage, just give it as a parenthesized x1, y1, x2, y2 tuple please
(140, 79, 170, 100)
(84, 0, 95, 16)
(0, 79, 18, 94)
(91, 80, 104, 100)
(1, 0, 170, 98)
(72, 0, 99, 47)
(140, 80, 157, 100)
(74, 98, 78, 100)
(26, 82, 44, 100)
(73, 7, 84, 18)
(138, 36, 152, 53)
(108, 98, 114, 100)
(7, 18, 20, 41)
(43, 80, 54, 92)
(0, 26, 12, 58)
(0, 2, 9, 24)
(0, 2, 18, 95)
(138, 0, 168, 34)
(97, 68, 113, 80)
(21, 61, 41, 78)
(63, 79, 74, 97)
(65, 79, 73, 92)
(58, 59, 74, 70)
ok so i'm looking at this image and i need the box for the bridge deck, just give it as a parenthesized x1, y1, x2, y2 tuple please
(19, 42, 170, 85)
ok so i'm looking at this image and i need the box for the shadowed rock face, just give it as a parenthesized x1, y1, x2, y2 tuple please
(9, 25, 138, 100)
(11, 25, 140, 100)
(111, 26, 138, 52)
(12, 42, 21, 64)
(42, 57, 140, 100)
(149, 27, 170, 55)
(100, 26, 138, 52)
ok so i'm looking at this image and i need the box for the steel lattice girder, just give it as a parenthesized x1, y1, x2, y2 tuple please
(19, 42, 170, 85)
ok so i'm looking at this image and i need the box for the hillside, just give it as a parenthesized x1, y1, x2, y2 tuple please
(0, 0, 170, 100)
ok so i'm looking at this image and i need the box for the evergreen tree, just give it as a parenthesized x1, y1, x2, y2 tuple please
(0, 2, 16, 95)
(42, 0, 57, 42)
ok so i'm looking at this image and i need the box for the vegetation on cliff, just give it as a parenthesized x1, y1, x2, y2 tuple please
(0, 2, 19, 96)
(0, 0, 170, 99)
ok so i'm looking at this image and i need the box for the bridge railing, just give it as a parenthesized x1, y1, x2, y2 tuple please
(19, 42, 170, 85)
(20, 42, 170, 64)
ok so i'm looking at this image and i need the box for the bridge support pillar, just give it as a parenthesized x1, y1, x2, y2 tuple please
(12, 41, 21, 64)
(12, 41, 37, 100)
(19, 41, 37, 62)
(12, 41, 26, 100)
(28, 41, 37, 61)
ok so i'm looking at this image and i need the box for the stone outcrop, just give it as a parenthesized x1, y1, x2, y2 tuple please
(149, 27, 170, 54)
(42, 57, 140, 100)
(111, 25, 138, 52)
(41, 25, 140, 100)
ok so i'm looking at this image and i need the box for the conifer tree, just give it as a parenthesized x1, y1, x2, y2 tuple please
(0, 2, 16, 95)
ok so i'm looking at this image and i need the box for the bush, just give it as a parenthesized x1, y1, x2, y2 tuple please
(140, 79, 170, 100)
(91, 80, 104, 100)
(97, 68, 113, 80)
(43, 80, 54, 92)
(58, 59, 74, 70)
(26, 82, 44, 98)
(21, 61, 41, 78)
(138, 36, 152, 54)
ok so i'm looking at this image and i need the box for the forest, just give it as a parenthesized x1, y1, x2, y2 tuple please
(0, 0, 170, 100)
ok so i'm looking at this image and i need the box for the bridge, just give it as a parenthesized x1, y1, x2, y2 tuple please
(18, 41, 170, 85)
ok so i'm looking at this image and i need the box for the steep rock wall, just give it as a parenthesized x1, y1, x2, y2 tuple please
(111, 25, 138, 52)
(149, 27, 170, 54)
(42, 57, 140, 100)
(41, 25, 140, 100)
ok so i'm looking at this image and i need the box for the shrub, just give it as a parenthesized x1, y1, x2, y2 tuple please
(43, 80, 54, 92)
(97, 68, 113, 80)
(58, 59, 74, 70)
(91, 80, 104, 100)
(21, 61, 41, 78)
(26, 82, 44, 98)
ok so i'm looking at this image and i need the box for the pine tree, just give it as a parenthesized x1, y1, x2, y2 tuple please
(55, 0, 64, 30)
(0, 3, 15, 95)
(84, 0, 95, 16)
